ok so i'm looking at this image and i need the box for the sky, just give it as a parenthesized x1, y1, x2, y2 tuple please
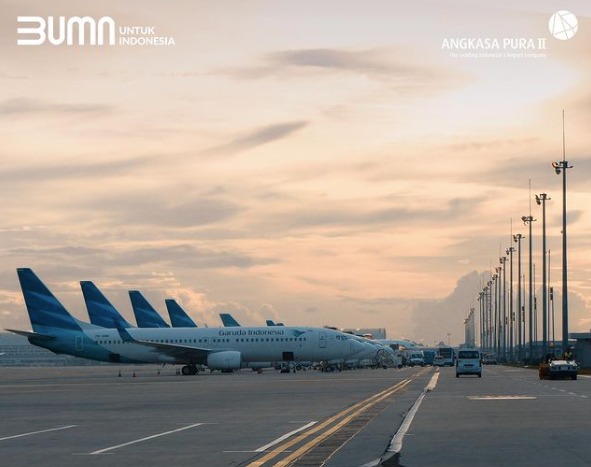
(1, 0, 590, 346)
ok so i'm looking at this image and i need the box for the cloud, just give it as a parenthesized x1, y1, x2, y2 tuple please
(411, 271, 483, 346)
(201, 120, 309, 157)
(260, 195, 486, 232)
(219, 47, 469, 95)
(268, 48, 398, 75)
(84, 194, 246, 229)
(0, 98, 112, 117)
(0, 156, 155, 185)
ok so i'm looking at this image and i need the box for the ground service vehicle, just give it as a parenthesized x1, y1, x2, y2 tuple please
(539, 359, 578, 380)
(456, 348, 481, 377)
(482, 353, 497, 365)
(409, 351, 425, 367)
(433, 355, 445, 366)
(439, 346, 455, 366)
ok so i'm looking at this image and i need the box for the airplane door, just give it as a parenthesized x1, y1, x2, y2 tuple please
(75, 336, 84, 352)
(319, 332, 326, 348)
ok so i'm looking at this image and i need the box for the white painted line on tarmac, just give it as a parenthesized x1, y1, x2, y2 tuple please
(88, 423, 204, 455)
(388, 371, 439, 454)
(468, 396, 536, 400)
(254, 421, 318, 452)
(0, 425, 77, 442)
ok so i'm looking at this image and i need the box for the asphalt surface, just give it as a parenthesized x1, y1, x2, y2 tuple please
(396, 365, 591, 467)
(0, 364, 589, 467)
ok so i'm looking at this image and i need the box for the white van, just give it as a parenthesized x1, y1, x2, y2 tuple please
(409, 351, 425, 367)
(456, 349, 482, 377)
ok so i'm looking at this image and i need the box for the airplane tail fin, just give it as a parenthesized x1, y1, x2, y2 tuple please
(129, 291, 170, 328)
(165, 299, 197, 327)
(219, 313, 241, 327)
(17, 268, 82, 332)
(80, 281, 133, 329)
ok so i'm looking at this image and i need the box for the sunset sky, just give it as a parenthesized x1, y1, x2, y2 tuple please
(1, 0, 590, 346)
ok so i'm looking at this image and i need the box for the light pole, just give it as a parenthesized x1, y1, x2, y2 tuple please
(513, 233, 524, 361)
(522, 215, 536, 362)
(497, 267, 503, 357)
(536, 193, 550, 358)
(492, 272, 499, 356)
(506, 246, 515, 361)
(486, 278, 493, 352)
(499, 258, 507, 360)
(552, 147, 572, 352)
(478, 291, 485, 349)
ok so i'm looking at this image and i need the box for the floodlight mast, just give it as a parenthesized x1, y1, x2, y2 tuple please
(513, 233, 523, 361)
(535, 193, 550, 358)
(552, 110, 573, 353)
(521, 215, 536, 362)
(506, 246, 515, 361)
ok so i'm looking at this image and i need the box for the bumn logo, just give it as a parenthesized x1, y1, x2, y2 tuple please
(548, 11, 578, 40)
(17, 16, 115, 45)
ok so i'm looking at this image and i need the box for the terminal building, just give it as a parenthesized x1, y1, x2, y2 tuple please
(0, 332, 99, 366)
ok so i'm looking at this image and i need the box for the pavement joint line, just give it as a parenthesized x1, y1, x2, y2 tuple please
(0, 425, 77, 442)
(88, 422, 204, 455)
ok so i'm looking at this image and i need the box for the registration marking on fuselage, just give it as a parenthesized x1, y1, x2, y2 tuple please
(467, 395, 537, 400)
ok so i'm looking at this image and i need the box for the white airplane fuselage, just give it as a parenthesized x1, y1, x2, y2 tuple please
(32, 325, 363, 368)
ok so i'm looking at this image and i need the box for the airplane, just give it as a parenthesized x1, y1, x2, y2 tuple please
(7, 269, 365, 376)
(80, 281, 134, 329)
(219, 313, 241, 327)
(129, 291, 170, 328)
(165, 299, 197, 327)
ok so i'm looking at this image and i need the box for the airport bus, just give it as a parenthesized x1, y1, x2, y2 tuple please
(438, 346, 455, 366)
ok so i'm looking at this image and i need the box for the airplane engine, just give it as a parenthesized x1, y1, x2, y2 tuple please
(207, 351, 242, 371)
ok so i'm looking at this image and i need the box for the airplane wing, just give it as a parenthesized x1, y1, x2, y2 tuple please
(5, 329, 55, 340)
(115, 326, 212, 364)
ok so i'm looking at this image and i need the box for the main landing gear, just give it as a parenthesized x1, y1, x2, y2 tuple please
(181, 364, 198, 375)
